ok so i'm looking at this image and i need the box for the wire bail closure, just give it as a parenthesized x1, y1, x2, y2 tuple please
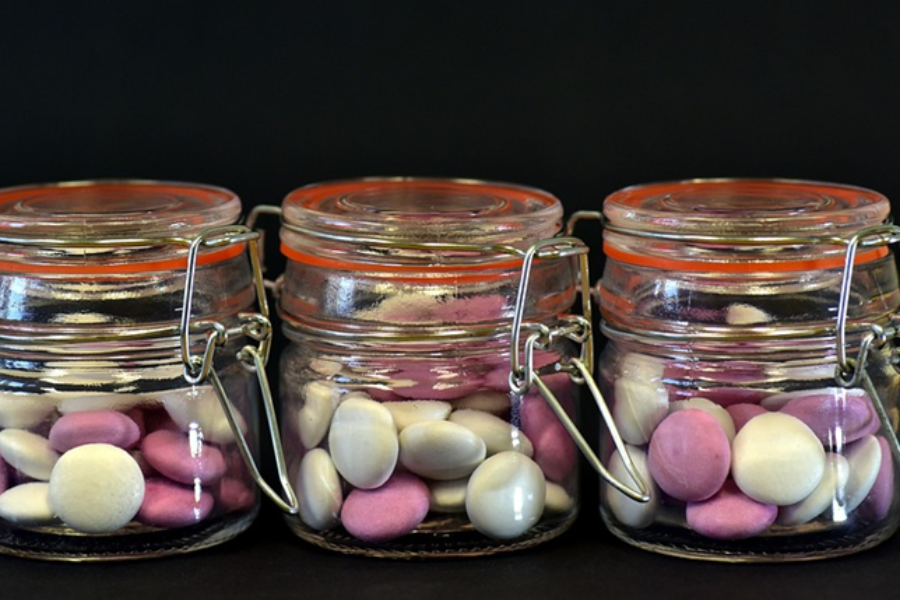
(179, 224, 299, 515)
(508, 234, 650, 503)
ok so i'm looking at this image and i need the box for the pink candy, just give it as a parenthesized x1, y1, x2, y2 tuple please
(341, 472, 430, 543)
(137, 478, 215, 528)
(648, 409, 731, 502)
(686, 480, 777, 540)
(858, 436, 894, 523)
(726, 403, 768, 433)
(778, 389, 878, 446)
(140, 430, 227, 486)
(49, 410, 141, 452)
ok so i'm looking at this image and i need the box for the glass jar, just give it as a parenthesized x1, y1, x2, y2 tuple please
(276, 177, 608, 557)
(0, 180, 279, 561)
(596, 179, 900, 561)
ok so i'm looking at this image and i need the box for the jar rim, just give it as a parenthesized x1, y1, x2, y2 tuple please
(604, 178, 890, 236)
(281, 177, 563, 247)
(0, 179, 242, 240)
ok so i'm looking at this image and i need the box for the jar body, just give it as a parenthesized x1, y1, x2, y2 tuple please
(280, 330, 579, 557)
(276, 178, 583, 557)
(598, 332, 900, 561)
(0, 180, 262, 560)
(597, 179, 900, 561)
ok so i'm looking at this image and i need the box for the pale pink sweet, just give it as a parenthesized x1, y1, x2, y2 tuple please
(340, 471, 430, 543)
(857, 436, 894, 523)
(49, 410, 141, 452)
(778, 389, 878, 446)
(532, 422, 577, 483)
(140, 430, 226, 486)
(648, 409, 731, 502)
(686, 480, 777, 540)
(137, 478, 215, 528)
(726, 404, 769, 433)
(688, 388, 772, 407)
(216, 477, 257, 512)
(383, 362, 482, 400)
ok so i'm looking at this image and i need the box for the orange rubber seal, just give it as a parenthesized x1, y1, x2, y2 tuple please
(603, 240, 890, 273)
(0, 243, 246, 275)
(281, 243, 524, 283)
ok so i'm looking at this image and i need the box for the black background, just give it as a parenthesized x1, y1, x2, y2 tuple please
(3, 2, 900, 598)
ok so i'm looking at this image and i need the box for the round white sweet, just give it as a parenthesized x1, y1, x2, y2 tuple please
(843, 434, 883, 513)
(449, 409, 533, 457)
(328, 396, 398, 489)
(544, 481, 575, 515)
(613, 378, 669, 445)
(0, 392, 56, 429)
(0, 429, 60, 481)
(604, 445, 659, 529)
(297, 448, 343, 531)
(731, 412, 826, 505)
(399, 420, 486, 480)
(0, 482, 55, 526)
(49, 443, 145, 533)
(428, 477, 468, 514)
(384, 400, 452, 432)
(162, 385, 247, 445)
(777, 453, 850, 526)
(296, 381, 341, 449)
(466, 451, 546, 539)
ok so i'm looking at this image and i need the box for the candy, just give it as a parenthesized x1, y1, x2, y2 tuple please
(725, 303, 771, 325)
(48, 410, 141, 452)
(328, 396, 398, 489)
(778, 388, 878, 446)
(162, 385, 246, 445)
(297, 448, 343, 531)
(544, 482, 575, 515)
(383, 400, 452, 432)
(686, 480, 777, 540)
(843, 435, 883, 513)
(449, 408, 533, 457)
(604, 445, 659, 529)
(777, 453, 850, 526)
(613, 378, 668, 445)
(137, 478, 214, 529)
(0, 429, 59, 481)
(453, 390, 511, 415)
(669, 397, 736, 443)
(648, 410, 731, 502)
(0, 482, 55, 526)
(428, 477, 468, 514)
(399, 420, 486, 480)
(466, 452, 546, 540)
(341, 472, 430, 543)
(725, 403, 768, 433)
(857, 436, 894, 522)
(296, 381, 342, 449)
(0, 392, 56, 429)
(731, 412, 826, 505)
(140, 429, 227, 486)
(531, 421, 577, 483)
(49, 444, 145, 533)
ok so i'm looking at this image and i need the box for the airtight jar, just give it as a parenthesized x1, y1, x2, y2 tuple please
(596, 179, 900, 561)
(276, 177, 601, 557)
(0, 180, 272, 561)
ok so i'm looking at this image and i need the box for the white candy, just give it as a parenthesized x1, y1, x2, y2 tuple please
(297, 449, 343, 531)
(0, 482, 55, 526)
(466, 452, 546, 539)
(604, 445, 659, 528)
(328, 396, 398, 489)
(0, 392, 56, 429)
(725, 303, 772, 325)
(777, 453, 850, 526)
(49, 444, 145, 533)
(0, 429, 60, 481)
(428, 477, 469, 514)
(731, 412, 826, 505)
(454, 391, 511, 415)
(613, 378, 669, 445)
(618, 352, 665, 381)
(384, 400, 452, 432)
(162, 385, 247, 445)
(544, 482, 575, 515)
(296, 381, 342, 449)
(843, 435, 883, 513)
(449, 409, 534, 457)
(669, 397, 736, 443)
(399, 420, 486, 480)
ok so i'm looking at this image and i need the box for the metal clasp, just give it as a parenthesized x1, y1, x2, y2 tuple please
(509, 235, 650, 503)
(179, 224, 298, 514)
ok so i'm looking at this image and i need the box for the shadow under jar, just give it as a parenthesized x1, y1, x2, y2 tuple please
(596, 179, 900, 562)
(276, 178, 591, 557)
(0, 181, 267, 561)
